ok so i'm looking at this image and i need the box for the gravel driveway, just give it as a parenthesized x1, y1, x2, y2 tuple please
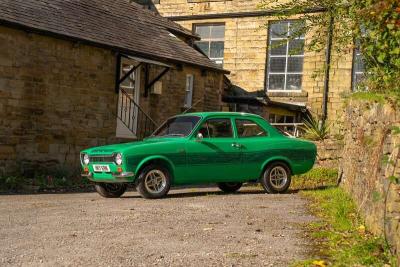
(0, 187, 314, 266)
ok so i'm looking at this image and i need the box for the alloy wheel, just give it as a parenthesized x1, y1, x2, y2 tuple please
(144, 170, 167, 194)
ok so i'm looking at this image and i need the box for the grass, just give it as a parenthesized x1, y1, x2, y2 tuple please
(348, 91, 386, 104)
(291, 167, 338, 191)
(291, 168, 397, 266)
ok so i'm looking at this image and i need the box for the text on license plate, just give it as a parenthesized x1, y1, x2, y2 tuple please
(93, 165, 111, 172)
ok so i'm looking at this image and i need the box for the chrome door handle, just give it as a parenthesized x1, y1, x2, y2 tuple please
(231, 143, 241, 148)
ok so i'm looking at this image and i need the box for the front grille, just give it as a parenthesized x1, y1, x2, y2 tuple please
(89, 155, 115, 163)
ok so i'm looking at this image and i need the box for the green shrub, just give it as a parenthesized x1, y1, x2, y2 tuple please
(302, 116, 330, 141)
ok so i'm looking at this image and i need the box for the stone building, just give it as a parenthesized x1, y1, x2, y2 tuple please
(143, 0, 364, 129)
(0, 0, 227, 176)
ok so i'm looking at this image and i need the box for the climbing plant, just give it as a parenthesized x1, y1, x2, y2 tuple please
(259, 0, 400, 94)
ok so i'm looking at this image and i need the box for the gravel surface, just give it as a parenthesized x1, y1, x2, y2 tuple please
(0, 187, 315, 266)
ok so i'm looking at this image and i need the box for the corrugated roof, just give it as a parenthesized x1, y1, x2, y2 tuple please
(0, 0, 227, 73)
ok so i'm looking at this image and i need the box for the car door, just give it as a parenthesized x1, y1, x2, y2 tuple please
(185, 117, 243, 183)
(233, 118, 270, 180)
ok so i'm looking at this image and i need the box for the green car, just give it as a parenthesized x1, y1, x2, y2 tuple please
(81, 112, 316, 199)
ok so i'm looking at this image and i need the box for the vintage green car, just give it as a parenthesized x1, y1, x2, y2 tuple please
(81, 112, 316, 199)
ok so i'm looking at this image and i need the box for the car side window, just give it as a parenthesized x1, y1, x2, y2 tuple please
(235, 119, 268, 138)
(198, 118, 233, 138)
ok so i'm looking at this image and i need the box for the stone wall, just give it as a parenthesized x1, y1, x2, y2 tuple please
(0, 26, 118, 176)
(140, 65, 223, 126)
(155, 0, 356, 126)
(314, 139, 342, 168)
(0, 25, 224, 176)
(340, 99, 400, 261)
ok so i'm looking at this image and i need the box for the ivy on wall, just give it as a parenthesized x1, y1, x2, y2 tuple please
(259, 0, 400, 94)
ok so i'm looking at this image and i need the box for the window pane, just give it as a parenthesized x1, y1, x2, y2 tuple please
(287, 57, 303, 72)
(236, 119, 267, 138)
(269, 114, 276, 123)
(196, 42, 209, 56)
(289, 21, 305, 38)
(353, 73, 365, 91)
(275, 114, 284, 123)
(270, 40, 287, 55)
(211, 25, 225, 39)
(288, 39, 304, 55)
(203, 119, 233, 138)
(153, 116, 201, 137)
(286, 75, 302, 90)
(285, 116, 294, 123)
(270, 22, 288, 38)
(195, 25, 210, 39)
(269, 57, 286, 72)
(210, 41, 224, 58)
(354, 54, 365, 72)
(268, 75, 285, 90)
(352, 46, 366, 91)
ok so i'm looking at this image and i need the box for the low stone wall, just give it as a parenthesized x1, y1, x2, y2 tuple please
(340, 99, 400, 261)
(314, 139, 343, 168)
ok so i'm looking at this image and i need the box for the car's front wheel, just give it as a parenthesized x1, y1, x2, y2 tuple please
(261, 162, 291, 194)
(94, 183, 128, 198)
(136, 164, 171, 199)
(217, 182, 242, 193)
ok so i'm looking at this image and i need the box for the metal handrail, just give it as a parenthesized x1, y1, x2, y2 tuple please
(120, 88, 157, 126)
(117, 89, 157, 140)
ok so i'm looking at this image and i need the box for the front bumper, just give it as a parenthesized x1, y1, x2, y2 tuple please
(81, 172, 135, 183)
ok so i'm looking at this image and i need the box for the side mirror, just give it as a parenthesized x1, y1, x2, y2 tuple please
(196, 132, 204, 141)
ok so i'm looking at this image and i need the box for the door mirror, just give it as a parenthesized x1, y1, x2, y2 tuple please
(196, 132, 204, 141)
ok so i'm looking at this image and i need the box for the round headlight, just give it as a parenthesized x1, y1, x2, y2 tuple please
(83, 154, 90, 165)
(115, 153, 123, 165)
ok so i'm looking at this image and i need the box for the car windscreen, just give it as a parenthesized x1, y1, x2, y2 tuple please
(152, 116, 201, 137)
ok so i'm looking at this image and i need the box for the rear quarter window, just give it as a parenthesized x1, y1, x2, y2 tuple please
(235, 119, 268, 138)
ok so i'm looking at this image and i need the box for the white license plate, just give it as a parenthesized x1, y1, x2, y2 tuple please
(93, 165, 111, 172)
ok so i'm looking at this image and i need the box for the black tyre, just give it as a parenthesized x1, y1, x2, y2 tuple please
(260, 162, 291, 194)
(94, 183, 128, 198)
(136, 164, 171, 199)
(217, 182, 243, 193)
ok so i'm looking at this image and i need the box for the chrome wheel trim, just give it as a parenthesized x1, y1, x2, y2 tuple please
(144, 170, 167, 194)
(268, 166, 288, 189)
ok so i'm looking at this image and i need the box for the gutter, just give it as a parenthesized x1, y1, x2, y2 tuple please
(167, 7, 327, 21)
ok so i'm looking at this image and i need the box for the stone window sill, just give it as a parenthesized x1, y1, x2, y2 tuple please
(188, 0, 232, 2)
(266, 91, 308, 98)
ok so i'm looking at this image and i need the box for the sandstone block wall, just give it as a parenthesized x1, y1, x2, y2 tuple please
(155, 0, 356, 126)
(0, 26, 118, 176)
(340, 99, 400, 261)
(0, 25, 223, 176)
(314, 139, 343, 168)
(140, 65, 223, 126)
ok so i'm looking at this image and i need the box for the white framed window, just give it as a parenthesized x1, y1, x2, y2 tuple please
(194, 24, 225, 65)
(266, 20, 305, 92)
(352, 46, 365, 91)
(184, 74, 194, 108)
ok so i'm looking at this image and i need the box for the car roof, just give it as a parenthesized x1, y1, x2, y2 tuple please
(176, 112, 263, 119)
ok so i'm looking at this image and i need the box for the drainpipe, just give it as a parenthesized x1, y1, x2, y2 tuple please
(321, 15, 334, 123)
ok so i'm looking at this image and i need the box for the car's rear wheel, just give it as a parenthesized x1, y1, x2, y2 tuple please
(217, 182, 243, 193)
(261, 162, 291, 194)
(94, 183, 128, 198)
(136, 164, 171, 199)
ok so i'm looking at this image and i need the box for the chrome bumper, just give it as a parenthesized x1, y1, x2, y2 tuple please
(112, 172, 135, 178)
(81, 172, 135, 182)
